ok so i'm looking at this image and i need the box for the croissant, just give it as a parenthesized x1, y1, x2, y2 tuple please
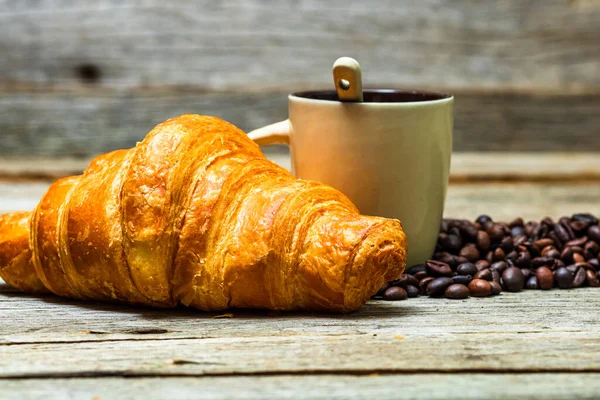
(0, 115, 406, 312)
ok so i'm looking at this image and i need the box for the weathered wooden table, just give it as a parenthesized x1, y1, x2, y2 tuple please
(2, 153, 600, 399)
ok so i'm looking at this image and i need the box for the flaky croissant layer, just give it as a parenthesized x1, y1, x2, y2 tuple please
(0, 115, 406, 312)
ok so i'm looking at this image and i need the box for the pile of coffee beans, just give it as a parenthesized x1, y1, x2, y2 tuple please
(373, 213, 600, 301)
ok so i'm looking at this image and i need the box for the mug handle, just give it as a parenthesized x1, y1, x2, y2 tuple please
(247, 120, 291, 146)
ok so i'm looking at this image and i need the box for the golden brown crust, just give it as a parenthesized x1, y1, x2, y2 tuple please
(0, 114, 406, 312)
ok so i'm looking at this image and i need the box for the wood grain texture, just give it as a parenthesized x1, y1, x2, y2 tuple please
(1, 91, 599, 156)
(2, 283, 600, 377)
(2, 374, 600, 400)
(1, 0, 599, 90)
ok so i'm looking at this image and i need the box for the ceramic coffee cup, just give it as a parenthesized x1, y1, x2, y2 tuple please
(248, 74, 453, 267)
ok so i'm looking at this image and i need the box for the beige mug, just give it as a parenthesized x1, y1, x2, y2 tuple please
(248, 88, 453, 267)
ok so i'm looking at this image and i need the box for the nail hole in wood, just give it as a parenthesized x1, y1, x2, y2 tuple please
(76, 63, 102, 84)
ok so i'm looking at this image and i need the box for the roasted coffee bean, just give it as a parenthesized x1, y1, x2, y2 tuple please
(485, 251, 494, 263)
(515, 252, 531, 268)
(440, 219, 450, 233)
(449, 226, 461, 237)
(473, 269, 493, 281)
(570, 220, 589, 234)
(560, 247, 574, 264)
(521, 268, 532, 279)
(572, 267, 587, 288)
(566, 264, 578, 273)
(585, 241, 600, 257)
(419, 277, 435, 295)
(541, 216, 555, 227)
(573, 213, 598, 226)
(513, 235, 528, 247)
(560, 220, 576, 241)
(509, 217, 524, 227)
(476, 230, 491, 252)
(459, 245, 480, 263)
(500, 236, 515, 252)
(505, 250, 518, 261)
(532, 256, 555, 268)
(586, 270, 600, 287)
(588, 225, 600, 243)
(555, 267, 574, 289)
(554, 223, 572, 244)
(573, 253, 586, 264)
(491, 269, 501, 283)
(390, 274, 419, 289)
(414, 271, 428, 280)
(523, 242, 541, 258)
(490, 261, 508, 273)
(459, 223, 479, 241)
(441, 234, 463, 252)
(493, 247, 506, 262)
(541, 246, 560, 259)
(427, 277, 454, 297)
(456, 263, 478, 276)
(376, 282, 390, 296)
(566, 236, 588, 248)
(525, 276, 539, 290)
(536, 266, 553, 289)
(406, 264, 426, 275)
(475, 260, 491, 271)
(476, 215, 493, 225)
(383, 286, 408, 300)
(468, 279, 492, 297)
(511, 225, 525, 237)
(405, 285, 419, 298)
(502, 267, 525, 292)
(425, 260, 453, 277)
(487, 224, 505, 242)
(445, 284, 470, 299)
(490, 281, 502, 295)
(534, 238, 554, 250)
(589, 258, 599, 270)
(554, 259, 566, 270)
(453, 275, 473, 285)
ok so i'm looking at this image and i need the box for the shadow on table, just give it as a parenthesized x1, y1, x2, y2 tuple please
(0, 283, 421, 321)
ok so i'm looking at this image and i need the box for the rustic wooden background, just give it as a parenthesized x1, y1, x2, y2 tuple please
(1, 0, 599, 159)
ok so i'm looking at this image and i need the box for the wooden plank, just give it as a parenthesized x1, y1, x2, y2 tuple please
(1, 91, 600, 157)
(2, 180, 600, 221)
(2, 284, 600, 377)
(1, 1, 599, 90)
(2, 152, 600, 182)
(2, 374, 600, 400)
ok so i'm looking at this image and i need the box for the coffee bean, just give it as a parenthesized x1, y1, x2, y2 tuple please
(383, 286, 408, 300)
(521, 268, 532, 279)
(541, 246, 560, 259)
(509, 217, 524, 227)
(405, 285, 419, 298)
(585, 241, 600, 257)
(588, 225, 600, 243)
(566, 236, 588, 248)
(573, 213, 598, 226)
(476, 215, 493, 225)
(586, 270, 600, 287)
(487, 224, 505, 242)
(541, 217, 555, 228)
(445, 284, 470, 300)
(493, 247, 506, 262)
(513, 234, 528, 247)
(459, 245, 480, 263)
(441, 219, 450, 233)
(525, 276, 539, 290)
(554, 259, 566, 270)
(515, 252, 531, 268)
(505, 251, 518, 262)
(453, 275, 473, 285)
(442, 234, 463, 252)
(376, 282, 390, 296)
(523, 242, 541, 258)
(491, 269, 501, 283)
(499, 236, 514, 252)
(589, 258, 599, 270)
(572, 267, 587, 288)
(425, 260, 453, 277)
(475, 260, 491, 271)
(473, 269, 493, 281)
(490, 261, 508, 273)
(427, 277, 454, 297)
(468, 279, 492, 297)
(534, 238, 554, 250)
(573, 253, 586, 264)
(390, 274, 419, 289)
(570, 220, 589, 234)
(531, 256, 555, 269)
(414, 271, 428, 280)
(476, 230, 491, 252)
(554, 224, 572, 244)
(502, 267, 525, 292)
(536, 266, 553, 289)
(459, 223, 479, 242)
(419, 277, 435, 295)
(560, 220, 576, 241)
(560, 247, 574, 264)
(555, 267, 574, 289)
(490, 281, 502, 295)
(456, 263, 478, 276)
(406, 264, 426, 275)
(511, 226, 525, 237)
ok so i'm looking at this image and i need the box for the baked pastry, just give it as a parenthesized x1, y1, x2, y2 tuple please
(0, 115, 406, 312)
